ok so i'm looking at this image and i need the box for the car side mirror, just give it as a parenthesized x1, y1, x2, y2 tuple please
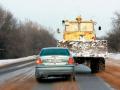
(57, 28, 60, 33)
(98, 26, 101, 30)
(62, 20, 65, 24)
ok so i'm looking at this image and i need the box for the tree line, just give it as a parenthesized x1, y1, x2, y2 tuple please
(0, 5, 120, 59)
(0, 6, 56, 59)
(105, 12, 120, 52)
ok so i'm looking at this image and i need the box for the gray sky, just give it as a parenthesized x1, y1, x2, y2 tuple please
(0, 0, 120, 39)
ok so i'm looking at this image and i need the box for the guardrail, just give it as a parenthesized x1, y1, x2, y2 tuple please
(0, 55, 37, 74)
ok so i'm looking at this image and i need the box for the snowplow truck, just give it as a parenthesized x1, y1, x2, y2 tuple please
(57, 16, 108, 73)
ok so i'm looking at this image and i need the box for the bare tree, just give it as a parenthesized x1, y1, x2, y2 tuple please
(106, 12, 120, 52)
(0, 6, 56, 59)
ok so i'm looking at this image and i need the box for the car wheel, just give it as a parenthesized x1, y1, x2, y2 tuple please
(35, 71, 43, 82)
(71, 74, 75, 81)
(36, 77, 43, 82)
(66, 74, 75, 81)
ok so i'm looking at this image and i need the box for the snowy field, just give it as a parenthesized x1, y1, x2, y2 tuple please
(0, 53, 120, 67)
(108, 53, 120, 60)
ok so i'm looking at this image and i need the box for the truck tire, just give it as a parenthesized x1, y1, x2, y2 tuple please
(91, 64, 99, 73)
(99, 57, 105, 71)
(90, 58, 105, 73)
(90, 58, 100, 73)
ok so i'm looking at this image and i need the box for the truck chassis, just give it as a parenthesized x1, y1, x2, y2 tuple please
(57, 40, 107, 73)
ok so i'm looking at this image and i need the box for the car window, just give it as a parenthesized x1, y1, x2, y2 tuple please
(40, 48, 70, 56)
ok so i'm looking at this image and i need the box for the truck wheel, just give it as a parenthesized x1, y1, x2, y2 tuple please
(35, 71, 43, 82)
(99, 58, 105, 71)
(90, 58, 99, 73)
(90, 58, 105, 73)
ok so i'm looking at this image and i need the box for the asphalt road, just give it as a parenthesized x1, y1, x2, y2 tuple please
(0, 63, 113, 90)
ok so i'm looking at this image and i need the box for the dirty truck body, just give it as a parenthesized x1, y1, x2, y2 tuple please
(57, 16, 108, 73)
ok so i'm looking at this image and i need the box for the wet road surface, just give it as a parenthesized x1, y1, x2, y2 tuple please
(0, 63, 113, 90)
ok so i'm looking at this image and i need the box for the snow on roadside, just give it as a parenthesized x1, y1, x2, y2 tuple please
(108, 53, 120, 60)
(0, 55, 37, 67)
(0, 53, 120, 67)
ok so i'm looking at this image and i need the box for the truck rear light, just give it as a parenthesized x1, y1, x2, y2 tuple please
(68, 57, 74, 64)
(36, 58, 42, 64)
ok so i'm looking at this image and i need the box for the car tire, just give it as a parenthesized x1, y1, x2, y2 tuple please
(90, 57, 105, 73)
(71, 74, 75, 81)
(99, 58, 105, 71)
(35, 71, 43, 82)
(36, 77, 43, 82)
(66, 74, 75, 81)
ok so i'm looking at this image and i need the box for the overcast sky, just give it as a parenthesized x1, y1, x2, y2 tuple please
(0, 0, 120, 39)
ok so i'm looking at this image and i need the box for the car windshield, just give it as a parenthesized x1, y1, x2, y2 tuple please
(40, 48, 70, 56)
